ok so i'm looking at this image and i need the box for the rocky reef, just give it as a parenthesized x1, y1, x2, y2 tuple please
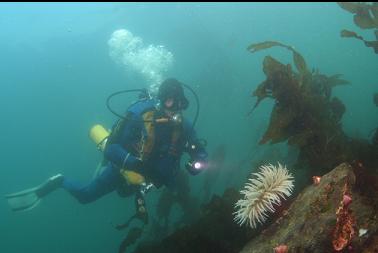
(132, 163, 378, 253)
(240, 163, 378, 253)
(133, 188, 252, 253)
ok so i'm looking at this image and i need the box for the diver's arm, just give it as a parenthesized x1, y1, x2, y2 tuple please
(184, 121, 208, 175)
(104, 144, 141, 169)
(104, 114, 142, 170)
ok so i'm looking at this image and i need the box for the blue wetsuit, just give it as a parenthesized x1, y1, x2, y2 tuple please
(62, 98, 207, 204)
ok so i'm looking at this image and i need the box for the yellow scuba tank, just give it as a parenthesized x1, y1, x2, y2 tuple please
(89, 124, 146, 185)
(89, 124, 110, 151)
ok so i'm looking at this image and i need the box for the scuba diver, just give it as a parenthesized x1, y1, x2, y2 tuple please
(5, 78, 208, 216)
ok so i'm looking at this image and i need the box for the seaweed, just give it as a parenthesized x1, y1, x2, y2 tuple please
(119, 227, 144, 253)
(247, 41, 309, 78)
(338, 2, 378, 29)
(116, 192, 149, 253)
(156, 188, 175, 230)
(249, 41, 310, 85)
(248, 40, 374, 174)
(338, 2, 378, 54)
(374, 93, 378, 107)
(373, 93, 378, 147)
(341, 29, 378, 54)
(153, 169, 201, 239)
(248, 38, 378, 175)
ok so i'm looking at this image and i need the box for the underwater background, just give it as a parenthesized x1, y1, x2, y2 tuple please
(0, 2, 377, 253)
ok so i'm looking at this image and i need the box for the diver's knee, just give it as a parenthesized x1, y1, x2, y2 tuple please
(76, 192, 97, 204)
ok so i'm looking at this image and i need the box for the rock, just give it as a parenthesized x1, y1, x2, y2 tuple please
(133, 163, 378, 253)
(239, 163, 378, 253)
(134, 188, 254, 253)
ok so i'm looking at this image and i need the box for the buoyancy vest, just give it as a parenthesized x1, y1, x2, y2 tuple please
(110, 99, 184, 185)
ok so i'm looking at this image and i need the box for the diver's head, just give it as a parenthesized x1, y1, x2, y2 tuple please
(158, 78, 189, 113)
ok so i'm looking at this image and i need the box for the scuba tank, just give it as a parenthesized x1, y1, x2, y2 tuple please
(89, 124, 109, 151)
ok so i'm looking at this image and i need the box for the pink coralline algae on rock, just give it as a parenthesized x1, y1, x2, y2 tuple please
(274, 244, 288, 253)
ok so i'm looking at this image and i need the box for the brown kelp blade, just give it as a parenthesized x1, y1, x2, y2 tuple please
(341, 29, 378, 54)
(338, 2, 378, 53)
(341, 29, 363, 40)
(327, 74, 350, 87)
(364, 41, 378, 53)
(354, 10, 377, 29)
(337, 2, 361, 14)
(293, 51, 307, 77)
(372, 3, 378, 22)
(247, 41, 309, 79)
(338, 2, 378, 29)
(118, 227, 143, 253)
(247, 41, 287, 53)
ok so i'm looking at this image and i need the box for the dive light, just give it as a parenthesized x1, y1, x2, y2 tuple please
(185, 159, 206, 175)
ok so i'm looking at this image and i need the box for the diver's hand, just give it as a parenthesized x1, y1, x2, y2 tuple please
(195, 151, 208, 161)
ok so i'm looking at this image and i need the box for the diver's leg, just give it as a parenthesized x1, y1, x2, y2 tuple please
(62, 166, 123, 204)
(5, 174, 65, 212)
